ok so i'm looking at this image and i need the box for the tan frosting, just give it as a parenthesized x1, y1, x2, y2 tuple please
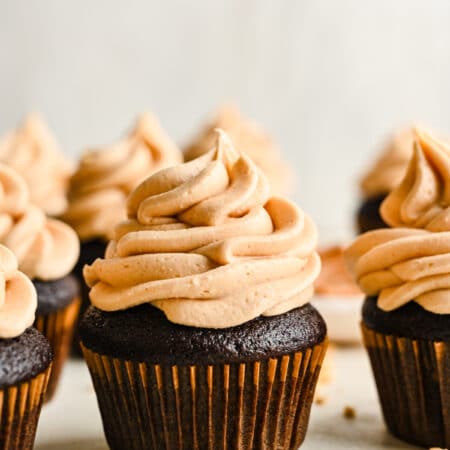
(346, 129, 450, 314)
(84, 130, 320, 328)
(0, 244, 37, 338)
(63, 113, 182, 242)
(315, 246, 362, 297)
(0, 164, 79, 281)
(0, 114, 73, 216)
(184, 105, 293, 195)
(360, 127, 415, 197)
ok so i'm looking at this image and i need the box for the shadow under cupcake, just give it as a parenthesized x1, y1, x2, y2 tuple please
(80, 130, 328, 450)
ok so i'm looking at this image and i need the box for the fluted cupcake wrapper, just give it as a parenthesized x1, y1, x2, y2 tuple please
(0, 365, 51, 450)
(34, 297, 80, 401)
(361, 323, 450, 448)
(82, 340, 327, 450)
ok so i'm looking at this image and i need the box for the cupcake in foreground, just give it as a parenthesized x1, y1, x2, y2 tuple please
(80, 130, 327, 450)
(312, 246, 363, 344)
(0, 114, 73, 216)
(0, 244, 53, 449)
(0, 164, 80, 401)
(357, 127, 415, 233)
(346, 129, 450, 448)
(62, 113, 181, 353)
(184, 105, 293, 195)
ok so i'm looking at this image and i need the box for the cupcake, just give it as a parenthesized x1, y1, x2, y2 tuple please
(346, 129, 450, 448)
(0, 164, 79, 401)
(313, 246, 363, 344)
(80, 130, 327, 450)
(184, 105, 293, 195)
(0, 114, 73, 217)
(357, 127, 415, 233)
(0, 244, 53, 449)
(62, 113, 181, 353)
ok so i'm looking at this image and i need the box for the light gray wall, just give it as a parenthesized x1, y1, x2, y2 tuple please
(1, 0, 450, 242)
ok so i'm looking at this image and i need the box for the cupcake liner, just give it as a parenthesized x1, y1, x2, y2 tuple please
(0, 365, 51, 450)
(82, 339, 327, 450)
(362, 323, 450, 448)
(34, 297, 80, 401)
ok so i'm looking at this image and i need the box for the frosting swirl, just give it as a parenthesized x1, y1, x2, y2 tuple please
(360, 127, 415, 197)
(0, 164, 79, 281)
(84, 130, 320, 328)
(346, 129, 450, 314)
(63, 113, 181, 241)
(184, 105, 293, 195)
(0, 114, 73, 216)
(0, 244, 37, 338)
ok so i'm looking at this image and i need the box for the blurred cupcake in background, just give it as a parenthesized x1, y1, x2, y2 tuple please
(184, 105, 293, 195)
(62, 112, 182, 353)
(0, 164, 79, 401)
(312, 245, 363, 344)
(80, 130, 327, 450)
(357, 127, 415, 233)
(346, 129, 450, 448)
(0, 114, 73, 217)
(0, 244, 53, 450)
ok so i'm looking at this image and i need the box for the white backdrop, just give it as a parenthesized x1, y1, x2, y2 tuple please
(1, 0, 450, 242)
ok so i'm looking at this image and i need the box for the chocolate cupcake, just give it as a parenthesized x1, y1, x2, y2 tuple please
(357, 127, 415, 233)
(62, 113, 181, 355)
(184, 105, 293, 195)
(0, 164, 79, 401)
(80, 130, 327, 450)
(346, 129, 450, 448)
(0, 244, 53, 449)
(0, 114, 73, 217)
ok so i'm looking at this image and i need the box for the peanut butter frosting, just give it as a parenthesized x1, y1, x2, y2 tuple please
(0, 244, 37, 338)
(63, 113, 182, 242)
(0, 114, 73, 216)
(360, 127, 415, 197)
(0, 164, 79, 281)
(346, 129, 450, 314)
(84, 130, 320, 328)
(184, 105, 293, 195)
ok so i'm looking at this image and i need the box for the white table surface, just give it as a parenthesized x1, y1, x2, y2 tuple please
(35, 347, 421, 450)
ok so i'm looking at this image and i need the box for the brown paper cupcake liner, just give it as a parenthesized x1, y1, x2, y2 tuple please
(0, 365, 51, 450)
(362, 323, 450, 448)
(82, 339, 327, 450)
(34, 297, 81, 401)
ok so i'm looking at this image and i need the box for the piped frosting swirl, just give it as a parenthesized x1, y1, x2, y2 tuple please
(84, 130, 320, 328)
(0, 164, 79, 281)
(360, 127, 415, 197)
(184, 105, 293, 195)
(63, 113, 181, 241)
(0, 114, 73, 216)
(346, 129, 450, 314)
(0, 244, 37, 338)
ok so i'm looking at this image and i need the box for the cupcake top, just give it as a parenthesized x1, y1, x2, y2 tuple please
(346, 129, 450, 314)
(63, 113, 181, 242)
(0, 114, 73, 216)
(0, 164, 79, 281)
(184, 105, 293, 195)
(0, 244, 37, 338)
(84, 130, 320, 328)
(360, 127, 415, 198)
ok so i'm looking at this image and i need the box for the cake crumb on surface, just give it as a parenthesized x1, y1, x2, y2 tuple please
(343, 406, 356, 419)
(315, 395, 326, 405)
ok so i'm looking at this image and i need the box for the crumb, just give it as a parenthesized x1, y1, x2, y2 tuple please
(343, 406, 356, 419)
(315, 395, 326, 405)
